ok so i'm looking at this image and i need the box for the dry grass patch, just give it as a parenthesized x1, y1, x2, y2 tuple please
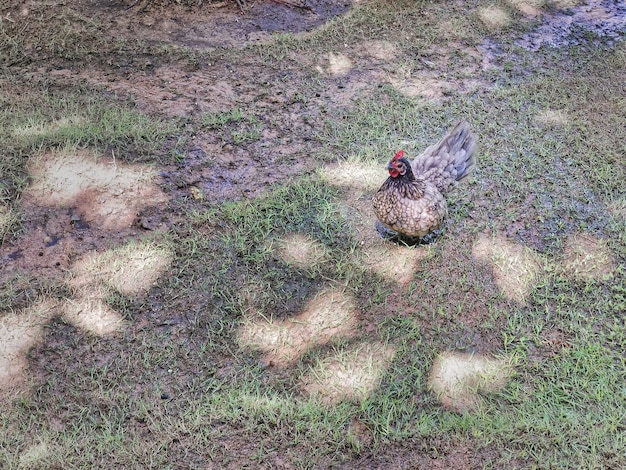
(0, 299, 59, 390)
(472, 233, 542, 302)
(300, 342, 396, 405)
(237, 287, 359, 366)
(428, 351, 513, 413)
(26, 149, 167, 230)
(275, 233, 330, 269)
(560, 233, 615, 281)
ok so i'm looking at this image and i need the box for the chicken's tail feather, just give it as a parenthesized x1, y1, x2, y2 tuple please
(411, 121, 477, 195)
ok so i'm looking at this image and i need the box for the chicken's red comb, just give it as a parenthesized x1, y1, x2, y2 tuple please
(393, 150, 405, 160)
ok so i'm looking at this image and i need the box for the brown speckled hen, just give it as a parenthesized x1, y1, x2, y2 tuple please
(372, 121, 477, 239)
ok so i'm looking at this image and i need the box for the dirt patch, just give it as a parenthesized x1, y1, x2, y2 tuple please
(238, 286, 359, 366)
(300, 341, 395, 405)
(472, 233, 543, 303)
(428, 351, 513, 413)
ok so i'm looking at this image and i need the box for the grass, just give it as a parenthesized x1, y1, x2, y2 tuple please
(1, 0, 625, 468)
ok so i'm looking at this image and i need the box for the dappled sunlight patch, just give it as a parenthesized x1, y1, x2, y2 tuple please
(11, 115, 85, 138)
(338, 193, 429, 284)
(388, 76, 454, 102)
(63, 239, 172, 335)
(361, 239, 426, 285)
(472, 234, 542, 302)
(61, 286, 125, 336)
(0, 299, 59, 390)
(0, 202, 19, 242)
(318, 159, 386, 192)
(508, 0, 544, 17)
(68, 239, 173, 295)
(18, 441, 52, 467)
(535, 108, 570, 128)
(551, 0, 580, 7)
(477, 6, 512, 31)
(275, 233, 329, 269)
(561, 233, 615, 281)
(324, 52, 353, 76)
(301, 342, 396, 405)
(607, 197, 626, 221)
(237, 287, 359, 366)
(428, 351, 513, 413)
(362, 40, 398, 61)
(26, 149, 167, 230)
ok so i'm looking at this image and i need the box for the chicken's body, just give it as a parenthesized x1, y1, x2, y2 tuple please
(372, 121, 477, 239)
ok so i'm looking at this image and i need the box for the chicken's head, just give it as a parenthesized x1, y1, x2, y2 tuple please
(386, 150, 409, 178)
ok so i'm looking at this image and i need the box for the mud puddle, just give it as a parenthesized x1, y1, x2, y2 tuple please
(518, 0, 626, 50)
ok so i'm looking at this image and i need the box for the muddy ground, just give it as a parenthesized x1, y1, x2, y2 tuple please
(2, 0, 622, 292)
(1, 0, 625, 467)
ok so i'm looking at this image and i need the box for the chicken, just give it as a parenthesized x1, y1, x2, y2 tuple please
(372, 121, 477, 240)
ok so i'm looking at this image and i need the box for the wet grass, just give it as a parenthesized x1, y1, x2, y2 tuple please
(1, 0, 625, 468)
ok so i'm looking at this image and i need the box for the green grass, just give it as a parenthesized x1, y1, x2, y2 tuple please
(1, 0, 625, 468)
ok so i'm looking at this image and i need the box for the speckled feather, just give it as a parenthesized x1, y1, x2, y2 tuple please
(372, 121, 477, 238)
